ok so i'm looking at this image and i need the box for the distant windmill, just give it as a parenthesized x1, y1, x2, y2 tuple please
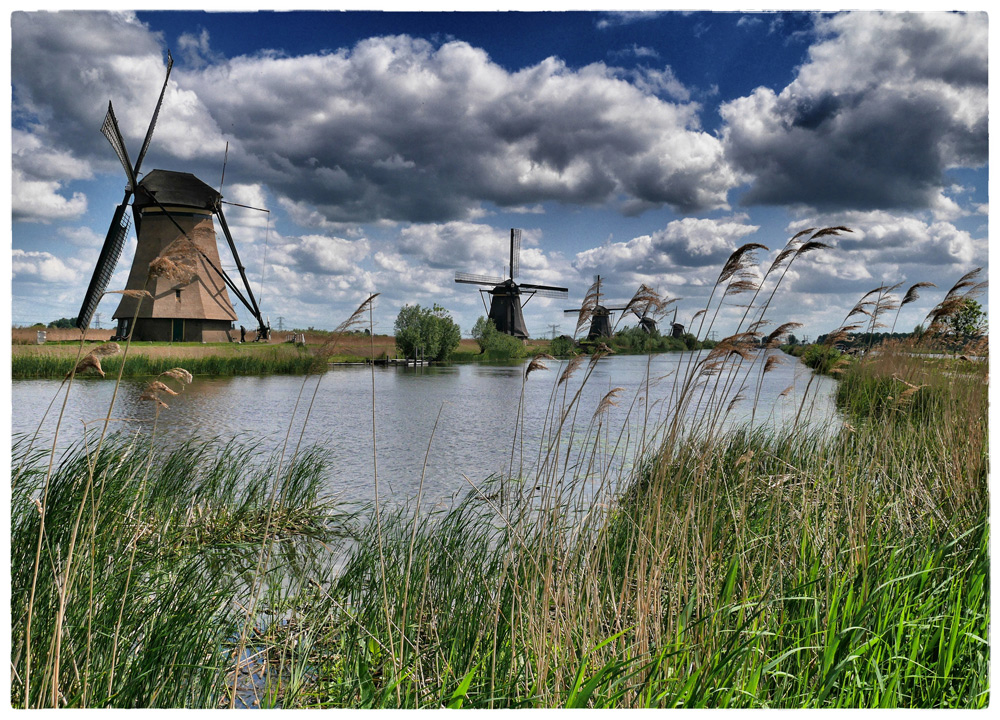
(564, 275, 630, 340)
(76, 51, 269, 343)
(455, 228, 568, 338)
(670, 306, 686, 339)
(630, 301, 659, 335)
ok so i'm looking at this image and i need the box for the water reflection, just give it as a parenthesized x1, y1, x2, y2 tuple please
(11, 351, 839, 505)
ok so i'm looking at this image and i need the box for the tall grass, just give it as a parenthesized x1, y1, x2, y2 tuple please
(12, 350, 325, 378)
(9, 435, 347, 707)
(10, 232, 988, 708)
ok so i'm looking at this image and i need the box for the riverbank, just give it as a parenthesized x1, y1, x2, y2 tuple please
(9, 333, 510, 378)
(10, 338, 987, 708)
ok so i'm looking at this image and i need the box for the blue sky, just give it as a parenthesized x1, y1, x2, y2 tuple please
(9, 9, 989, 340)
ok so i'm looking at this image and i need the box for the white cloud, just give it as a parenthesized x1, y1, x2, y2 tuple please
(61, 226, 105, 247)
(177, 33, 736, 221)
(11, 169, 88, 222)
(12, 249, 79, 283)
(282, 234, 370, 276)
(574, 216, 760, 276)
(721, 11, 987, 213)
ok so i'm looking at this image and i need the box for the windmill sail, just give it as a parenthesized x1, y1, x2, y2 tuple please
(134, 51, 173, 173)
(76, 53, 175, 332)
(510, 228, 520, 279)
(101, 104, 137, 191)
(76, 206, 131, 330)
(456, 271, 505, 286)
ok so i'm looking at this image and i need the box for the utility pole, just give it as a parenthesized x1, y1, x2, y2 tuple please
(276, 316, 285, 331)
(94, 312, 102, 329)
(548, 323, 560, 339)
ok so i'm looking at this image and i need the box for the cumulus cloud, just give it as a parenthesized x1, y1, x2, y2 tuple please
(187, 35, 737, 222)
(12, 11, 225, 188)
(569, 216, 763, 311)
(13, 13, 740, 227)
(574, 216, 760, 275)
(12, 169, 88, 222)
(12, 249, 79, 283)
(721, 12, 988, 213)
(281, 234, 371, 276)
(774, 212, 987, 310)
(397, 222, 519, 273)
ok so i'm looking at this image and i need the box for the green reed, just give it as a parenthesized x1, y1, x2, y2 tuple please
(12, 350, 325, 378)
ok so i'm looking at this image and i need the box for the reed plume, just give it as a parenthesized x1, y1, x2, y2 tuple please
(148, 236, 200, 284)
(594, 387, 624, 418)
(525, 354, 554, 378)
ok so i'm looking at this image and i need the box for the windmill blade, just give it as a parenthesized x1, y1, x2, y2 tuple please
(510, 228, 521, 280)
(133, 51, 173, 177)
(75, 203, 132, 330)
(563, 308, 583, 314)
(519, 282, 568, 292)
(524, 287, 569, 299)
(456, 271, 504, 286)
(101, 103, 137, 191)
(216, 205, 267, 332)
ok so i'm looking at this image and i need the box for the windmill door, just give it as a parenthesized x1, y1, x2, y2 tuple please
(172, 319, 184, 342)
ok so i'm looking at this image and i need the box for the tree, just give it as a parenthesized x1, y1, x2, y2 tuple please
(47, 317, 77, 329)
(394, 304, 461, 361)
(946, 298, 986, 341)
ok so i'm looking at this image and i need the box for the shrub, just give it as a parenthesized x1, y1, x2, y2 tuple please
(471, 317, 527, 359)
(799, 344, 846, 375)
(548, 335, 577, 357)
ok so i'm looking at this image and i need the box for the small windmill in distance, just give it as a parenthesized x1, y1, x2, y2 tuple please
(455, 228, 568, 339)
(564, 275, 631, 340)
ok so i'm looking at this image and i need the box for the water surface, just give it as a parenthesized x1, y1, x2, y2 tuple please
(11, 352, 838, 505)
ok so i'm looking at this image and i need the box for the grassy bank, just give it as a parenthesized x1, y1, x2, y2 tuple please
(11, 347, 327, 378)
(10, 234, 988, 708)
(11, 336, 523, 378)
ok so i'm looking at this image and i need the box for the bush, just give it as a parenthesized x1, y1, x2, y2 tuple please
(394, 304, 461, 361)
(549, 335, 578, 357)
(471, 317, 527, 359)
(607, 325, 690, 354)
(799, 344, 846, 374)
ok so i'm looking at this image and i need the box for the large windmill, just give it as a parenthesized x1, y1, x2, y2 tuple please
(455, 228, 568, 339)
(76, 52, 268, 343)
(564, 275, 630, 340)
